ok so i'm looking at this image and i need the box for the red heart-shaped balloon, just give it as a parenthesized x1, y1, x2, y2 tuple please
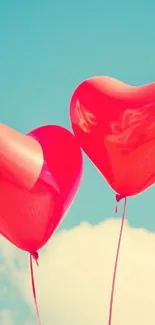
(0, 125, 83, 252)
(70, 76, 155, 197)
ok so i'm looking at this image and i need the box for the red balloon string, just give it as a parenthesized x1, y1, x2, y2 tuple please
(114, 205, 118, 214)
(108, 196, 127, 325)
(30, 253, 41, 325)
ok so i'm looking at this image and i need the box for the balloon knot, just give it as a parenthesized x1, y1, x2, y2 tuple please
(31, 252, 39, 266)
(115, 194, 125, 203)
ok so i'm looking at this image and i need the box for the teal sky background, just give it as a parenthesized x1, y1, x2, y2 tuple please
(0, 0, 155, 324)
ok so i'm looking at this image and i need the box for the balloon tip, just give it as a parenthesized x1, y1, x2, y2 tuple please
(115, 194, 125, 203)
(31, 252, 39, 266)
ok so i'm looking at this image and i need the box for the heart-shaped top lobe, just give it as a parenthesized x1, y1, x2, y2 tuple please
(70, 76, 155, 196)
(0, 125, 83, 252)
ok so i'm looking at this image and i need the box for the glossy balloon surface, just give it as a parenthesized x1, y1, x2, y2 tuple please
(70, 76, 155, 196)
(0, 125, 83, 252)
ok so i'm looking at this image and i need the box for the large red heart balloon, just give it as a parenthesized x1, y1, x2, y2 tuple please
(0, 125, 83, 253)
(70, 76, 155, 197)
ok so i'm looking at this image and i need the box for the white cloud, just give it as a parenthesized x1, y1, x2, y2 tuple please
(5, 218, 155, 325)
(0, 309, 13, 325)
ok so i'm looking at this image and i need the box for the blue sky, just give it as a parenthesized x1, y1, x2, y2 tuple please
(0, 0, 155, 324)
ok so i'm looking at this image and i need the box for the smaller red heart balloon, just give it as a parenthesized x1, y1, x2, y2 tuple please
(70, 76, 155, 197)
(0, 125, 83, 253)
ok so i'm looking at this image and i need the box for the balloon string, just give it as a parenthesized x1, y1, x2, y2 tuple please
(30, 253, 41, 325)
(108, 196, 127, 325)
